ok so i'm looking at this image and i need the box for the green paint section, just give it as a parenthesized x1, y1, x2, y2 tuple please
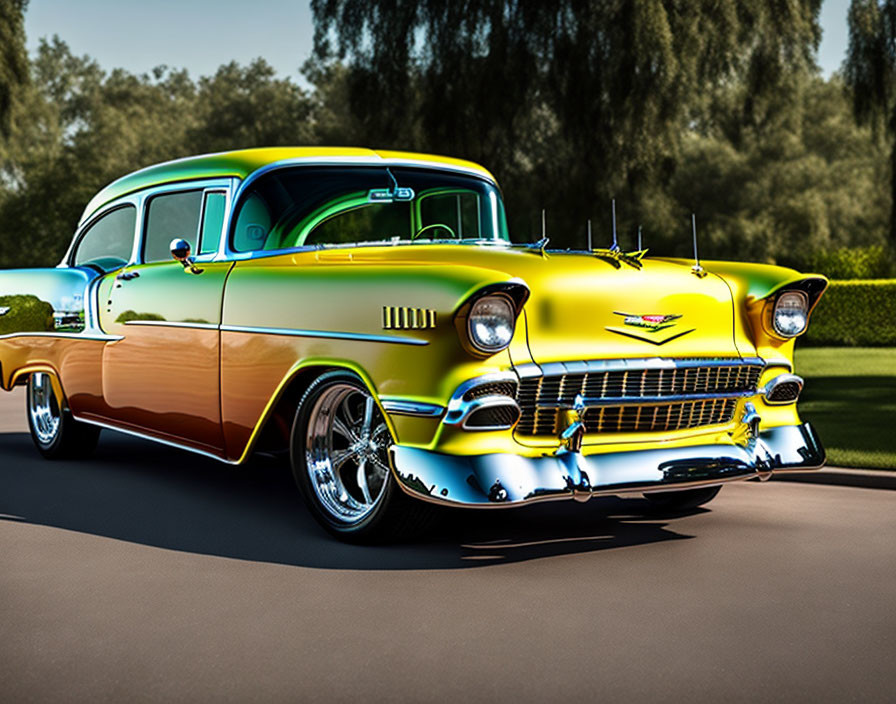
(80, 147, 496, 225)
(795, 347, 896, 470)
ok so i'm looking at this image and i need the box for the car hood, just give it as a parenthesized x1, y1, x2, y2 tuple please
(344, 244, 748, 364)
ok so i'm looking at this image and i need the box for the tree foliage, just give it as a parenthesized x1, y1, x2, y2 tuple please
(846, 0, 896, 240)
(0, 0, 29, 138)
(310, 0, 823, 239)
(0, 11, 893, 278)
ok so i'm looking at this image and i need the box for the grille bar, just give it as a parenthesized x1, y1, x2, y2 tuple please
(515, 359, 762, 436)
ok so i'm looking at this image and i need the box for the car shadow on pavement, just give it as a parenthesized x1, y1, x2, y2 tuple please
(0, 431, 697, 570)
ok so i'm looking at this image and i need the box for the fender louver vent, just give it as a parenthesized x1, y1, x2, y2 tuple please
(383, 306, 437, 329)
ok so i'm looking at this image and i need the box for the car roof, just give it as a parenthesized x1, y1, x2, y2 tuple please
(79, 147, 497, 226)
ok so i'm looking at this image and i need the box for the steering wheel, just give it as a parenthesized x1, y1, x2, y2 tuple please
(412, 223, 457, 240)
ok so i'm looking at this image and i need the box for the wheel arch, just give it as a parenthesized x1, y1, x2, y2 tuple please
(233, 358, 395, 464)
(8, 364, 66, 406)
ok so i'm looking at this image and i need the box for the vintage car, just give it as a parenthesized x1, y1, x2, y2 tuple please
(0, 147, 827, 540)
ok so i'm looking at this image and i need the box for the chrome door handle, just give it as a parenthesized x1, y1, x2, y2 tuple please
(116, 271, 140, 281)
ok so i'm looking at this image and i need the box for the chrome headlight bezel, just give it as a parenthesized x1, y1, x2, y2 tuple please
(772, 290, 809, 338)
(454, 281, 529, 358)
(467, 293, 517, 354)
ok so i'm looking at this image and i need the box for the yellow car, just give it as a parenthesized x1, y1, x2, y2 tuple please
(0, 148, 827, 541)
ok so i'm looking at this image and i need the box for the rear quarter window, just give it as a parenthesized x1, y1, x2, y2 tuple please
(73, 206, 137, 270)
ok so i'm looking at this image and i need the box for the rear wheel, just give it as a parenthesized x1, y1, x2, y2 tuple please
(290, 371, 433, 542)
(644, 485, 721, 511)
(26, 372, 100, 460)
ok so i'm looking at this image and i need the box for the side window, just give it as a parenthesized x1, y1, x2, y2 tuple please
(73, 206, 137, 270)
(199, 191, 227, 255)
(143, 190, 203, 263)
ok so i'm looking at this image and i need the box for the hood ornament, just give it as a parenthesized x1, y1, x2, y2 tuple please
(586, 201, 647, 269)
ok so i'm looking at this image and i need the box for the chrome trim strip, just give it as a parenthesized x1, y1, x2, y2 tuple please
(380, 400, 445, 417)
(0, 331, 122, 342)
(219, 324, 429, 346)
(74, 415, 234, 464)
(539, 390, 754, 409)
(513, 356, 765, 378)
(761, 373, 804, 405)
(123, 320, 220, 330)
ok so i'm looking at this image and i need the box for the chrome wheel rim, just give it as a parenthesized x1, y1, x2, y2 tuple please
(305, 383, 393, 524)
(29, 372, 61, 446)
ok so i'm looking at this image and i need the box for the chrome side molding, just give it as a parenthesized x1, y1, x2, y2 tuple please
(380, 399, 445, 417)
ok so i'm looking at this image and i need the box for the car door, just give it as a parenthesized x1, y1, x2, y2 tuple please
(97, 184, 233, 453)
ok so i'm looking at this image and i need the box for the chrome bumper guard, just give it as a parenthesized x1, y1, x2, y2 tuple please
(391, 423, 825, 507)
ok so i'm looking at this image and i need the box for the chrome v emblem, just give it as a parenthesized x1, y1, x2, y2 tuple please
(605, 311, 694, 345)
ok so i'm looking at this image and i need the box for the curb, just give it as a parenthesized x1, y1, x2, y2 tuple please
(772, 467, 896, 491)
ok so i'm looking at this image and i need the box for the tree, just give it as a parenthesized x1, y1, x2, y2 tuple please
(310, 0, 822, 243)
(846, 0, 896, 240)
(0, 0, 29, 138)
(190, 59, 315, 153)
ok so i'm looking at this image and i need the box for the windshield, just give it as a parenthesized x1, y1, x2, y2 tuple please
(231, 166, 509, 253)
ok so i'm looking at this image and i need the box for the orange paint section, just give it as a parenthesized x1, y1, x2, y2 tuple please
(100, 326, 224, 450)
(0, 337, 106, 413)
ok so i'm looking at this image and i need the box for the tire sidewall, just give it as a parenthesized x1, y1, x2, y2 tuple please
(290, 371, 399, 540)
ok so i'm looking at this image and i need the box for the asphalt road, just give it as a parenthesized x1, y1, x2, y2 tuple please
(1, 389, 895, 703)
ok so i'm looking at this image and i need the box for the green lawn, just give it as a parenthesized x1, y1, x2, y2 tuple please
(794, 347, 896, 470)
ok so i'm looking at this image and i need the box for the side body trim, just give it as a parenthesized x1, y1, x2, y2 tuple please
(220, 324, 429, 346)
(380, 400, 445, 417)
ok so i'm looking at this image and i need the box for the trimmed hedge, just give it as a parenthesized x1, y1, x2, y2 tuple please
(803, 280, 896, 346)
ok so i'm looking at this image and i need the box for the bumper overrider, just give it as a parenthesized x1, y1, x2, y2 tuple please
(390, 423, 825, 507)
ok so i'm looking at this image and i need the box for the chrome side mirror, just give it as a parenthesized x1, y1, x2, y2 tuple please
(169, 238, 203, 275)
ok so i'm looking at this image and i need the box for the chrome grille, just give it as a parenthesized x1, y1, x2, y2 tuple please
(515, 360, 762, 436)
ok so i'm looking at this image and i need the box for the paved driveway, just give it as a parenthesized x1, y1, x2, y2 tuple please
(1, 389, 894, 702)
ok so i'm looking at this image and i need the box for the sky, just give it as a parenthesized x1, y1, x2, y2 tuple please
(25, 0, 852, 82)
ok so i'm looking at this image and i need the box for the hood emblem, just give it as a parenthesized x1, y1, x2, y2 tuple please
(606, 311, 694, 345)
(615, 311, 681, 332)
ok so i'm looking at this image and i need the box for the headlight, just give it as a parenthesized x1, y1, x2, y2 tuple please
(773, 291, 809, 337)
(468, 295, 516, 353)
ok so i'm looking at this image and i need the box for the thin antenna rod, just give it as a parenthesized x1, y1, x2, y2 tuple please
(541, 209, 546, 239)
(691, 213, 705, 276)
(611, 200, 618, 250)
(637, 225, 642, 251)
(587, 219, 593, 251)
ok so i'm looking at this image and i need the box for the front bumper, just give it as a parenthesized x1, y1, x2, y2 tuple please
(391, 423, 825, 507)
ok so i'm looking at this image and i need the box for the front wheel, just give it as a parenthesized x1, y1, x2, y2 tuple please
(290, 371, 433, 542)
(643, 485, 721, 511)
(27, 372, 100, 460)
